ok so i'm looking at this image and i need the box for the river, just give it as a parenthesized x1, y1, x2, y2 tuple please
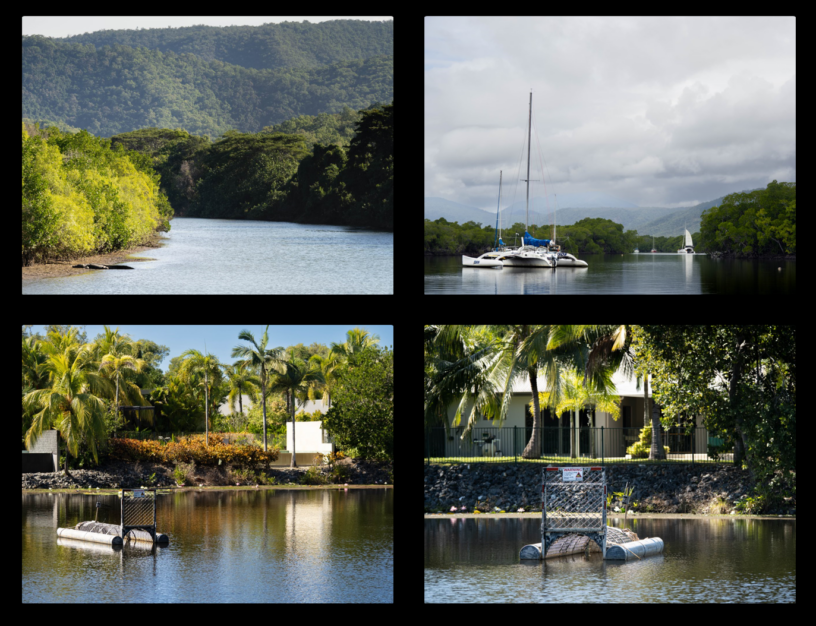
(23, 218, 393, 294)
(425, 516, 795, 602)
(425, 253, 795, 294)
(23, 488, 393, 603)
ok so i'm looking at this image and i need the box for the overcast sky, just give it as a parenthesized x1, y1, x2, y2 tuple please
(425, 16, 796, 211)
(23, 16, 392, 38)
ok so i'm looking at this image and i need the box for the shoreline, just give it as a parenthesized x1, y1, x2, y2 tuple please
(425, 512, 794, 520)
(22, 232, 167, 281)
(24, 484, 392, 494)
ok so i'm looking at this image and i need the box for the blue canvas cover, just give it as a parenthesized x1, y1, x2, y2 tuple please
(523, 231, 551, 248)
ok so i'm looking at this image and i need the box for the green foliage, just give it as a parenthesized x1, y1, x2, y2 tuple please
(22, 124, 168, 265)
(23, 21, 393, 138)
(699, 181, 796, 255)
(57, 20, 393, 72)
(634, 325, 796, 510)
(109, 103, 393, 230)
(323, 346, 393, 460)
(626, 421, 670, 459)
(424, 215, 638, 255)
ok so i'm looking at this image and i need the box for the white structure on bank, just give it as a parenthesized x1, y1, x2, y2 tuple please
(286, 421, 335, 455)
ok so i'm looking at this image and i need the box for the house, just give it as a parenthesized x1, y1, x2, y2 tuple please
(434, 366, 716, 461)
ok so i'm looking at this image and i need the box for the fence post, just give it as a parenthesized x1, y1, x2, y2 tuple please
(601, 426, 604, 465)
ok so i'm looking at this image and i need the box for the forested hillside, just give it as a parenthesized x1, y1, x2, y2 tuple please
(54, 20, 393, 71)
(22, 22, 393, 138)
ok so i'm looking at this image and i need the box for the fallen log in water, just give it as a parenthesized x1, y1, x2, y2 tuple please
(72, 264, 134, 270)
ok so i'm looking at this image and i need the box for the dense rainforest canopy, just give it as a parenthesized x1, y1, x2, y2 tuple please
(22, 101, 394, 250)
(109, 102, 393, 229)
(699, 181, 795, 256)
(424, 216, 646, 256)
(54, 20, 393, 71)
(22, 20, 393, 138)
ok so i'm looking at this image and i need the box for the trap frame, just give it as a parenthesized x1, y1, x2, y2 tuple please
(541, 466, 607, 558)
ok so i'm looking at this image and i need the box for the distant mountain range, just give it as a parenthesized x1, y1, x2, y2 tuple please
(425, 188, 762, 237)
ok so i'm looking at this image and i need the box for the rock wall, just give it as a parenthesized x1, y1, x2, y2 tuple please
(425, 462, 792, 515)
(23, 459, 392, 489)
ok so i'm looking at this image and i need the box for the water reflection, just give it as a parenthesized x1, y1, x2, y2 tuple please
(23, 489, 393, 603)
(425, 517, 795, 603)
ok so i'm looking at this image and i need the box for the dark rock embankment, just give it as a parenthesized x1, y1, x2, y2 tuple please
(24, 458, 392, 489)
(425, 463, 794, 515)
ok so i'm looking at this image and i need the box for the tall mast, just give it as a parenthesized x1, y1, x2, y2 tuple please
(525, 91, 532, 234)
(494, 170, 503, 250)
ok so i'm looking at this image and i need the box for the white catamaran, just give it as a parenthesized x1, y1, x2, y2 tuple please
(502, 91, 585, 268)
(462, 91, 588, 269)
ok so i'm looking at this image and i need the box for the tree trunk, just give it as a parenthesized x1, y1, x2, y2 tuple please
(290, 389, 297, 468)
(647, 374, 666, 460)
(522, 368, 542, 459)
(729, 332, 753, 478)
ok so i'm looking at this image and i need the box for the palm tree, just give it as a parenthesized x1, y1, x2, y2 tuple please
(538, 367, 621, 459)
(268, 353, 325, 467)
(550, 325, 666, 461)
(221, 362, 261, 417)
(23, 345, 114, 476)
(428, 325, 630, 460)
(308, 351, 343, 410)
(178, 349, 223, 444)
(430, 325, 561, 459)
(98, 354, 146, 431)
(231, 326, 285, 452)
(330, 327, 381, 366)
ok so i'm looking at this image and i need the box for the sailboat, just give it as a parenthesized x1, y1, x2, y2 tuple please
(462, 171, 505, 268)
(677, 228, 695, 254)
(651, 236, 657, 253)
(493, 91, 552, 268)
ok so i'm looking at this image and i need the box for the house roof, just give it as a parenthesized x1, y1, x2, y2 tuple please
(509, 365, 651, 398)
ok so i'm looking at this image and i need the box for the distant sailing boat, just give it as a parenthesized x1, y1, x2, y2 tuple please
(677, 228, 695, 254)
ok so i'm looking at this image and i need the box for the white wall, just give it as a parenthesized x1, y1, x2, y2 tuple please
(286, 421, 334, 454)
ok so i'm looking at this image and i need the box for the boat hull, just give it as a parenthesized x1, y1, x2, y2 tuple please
(498, 251, 552, 267)
(462, 255, 502, 268)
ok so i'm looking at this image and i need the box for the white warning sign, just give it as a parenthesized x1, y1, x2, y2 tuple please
(561, 468, 584, 482)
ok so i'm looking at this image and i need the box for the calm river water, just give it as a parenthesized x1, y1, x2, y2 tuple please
(425, 517, 795, 603)
(426, 254, 795, 294)
(23, 488, 393, 603)
(23, 218, 394, 294)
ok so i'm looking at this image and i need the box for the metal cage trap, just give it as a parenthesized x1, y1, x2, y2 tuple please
(541, 466, 607, 558)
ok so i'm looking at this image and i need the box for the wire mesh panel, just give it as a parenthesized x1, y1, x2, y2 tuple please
(542, 467, 606, 533)
(121, 488, 157, 539)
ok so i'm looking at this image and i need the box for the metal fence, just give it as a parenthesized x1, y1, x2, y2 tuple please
(425, 426, 734, 465)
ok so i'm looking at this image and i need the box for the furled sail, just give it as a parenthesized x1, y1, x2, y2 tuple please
(523, 231, 551, 248)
